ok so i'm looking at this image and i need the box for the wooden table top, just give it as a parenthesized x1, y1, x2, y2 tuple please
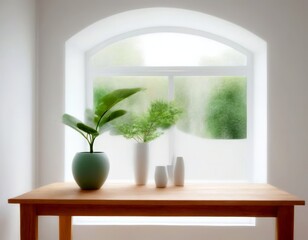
(8, 182, 305, 206)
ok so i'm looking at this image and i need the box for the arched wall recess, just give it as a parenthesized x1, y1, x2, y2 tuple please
(65, 7, 267, 183)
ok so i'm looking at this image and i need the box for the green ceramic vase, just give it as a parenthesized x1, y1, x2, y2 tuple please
(72, 152, 110, 190)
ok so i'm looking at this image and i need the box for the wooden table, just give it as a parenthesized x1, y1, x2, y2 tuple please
(8, 182, 305, 240)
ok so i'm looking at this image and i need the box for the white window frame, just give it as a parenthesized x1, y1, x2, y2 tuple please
(73, 28, 256, 226)
(85, 27, 254, 179)
(65, 7, 267, 227)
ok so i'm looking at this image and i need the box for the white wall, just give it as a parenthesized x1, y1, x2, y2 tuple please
(0, 0, 36, 239)
(37, 0, 308, 240)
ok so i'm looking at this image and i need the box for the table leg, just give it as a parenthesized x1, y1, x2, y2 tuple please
(59, 216, 72, 240)
(20, 204, 38, 240)
(276, 206, 294, 240)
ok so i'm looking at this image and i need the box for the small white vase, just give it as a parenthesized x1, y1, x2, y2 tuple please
(155, 166, 168, 188)
(174, 157, 184, 186)
(134, 142, 149, 185)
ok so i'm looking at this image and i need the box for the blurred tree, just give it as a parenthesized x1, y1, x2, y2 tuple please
(205, 77, 246, 139)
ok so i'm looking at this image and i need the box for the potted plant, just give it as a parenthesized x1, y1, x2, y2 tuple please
(62, 88, 143, 190)
(115, 100, 182, 185)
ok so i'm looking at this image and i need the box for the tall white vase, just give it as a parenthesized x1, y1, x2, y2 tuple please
(174, 156, 185, 186)
(134, 142, 149, 185)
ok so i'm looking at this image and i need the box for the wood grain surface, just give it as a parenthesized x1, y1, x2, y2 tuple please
(8, 182, 305, 206)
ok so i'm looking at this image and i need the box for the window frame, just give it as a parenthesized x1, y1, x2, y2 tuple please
(65, 8, 267, 226)
(85, 27, 254, 182)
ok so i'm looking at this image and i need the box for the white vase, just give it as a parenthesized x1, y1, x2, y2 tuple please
(167, 164, 174, 183)
(174, 157, 184, 186)
(155, 166, 168, 188)
(134, 142, 149, 185)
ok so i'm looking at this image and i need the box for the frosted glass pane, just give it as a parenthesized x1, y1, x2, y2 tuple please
(174, 131, 248, 181)
(94, 76, 168, 113)
(174, 76, 248, 181)
(175, 76, 247, 139)
(92, 76, 249, 182)
(91, 33, 247, 67)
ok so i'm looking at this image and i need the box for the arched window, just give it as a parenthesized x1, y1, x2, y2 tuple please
(87, 29, 251, 182)
(65, 8, 267, 226)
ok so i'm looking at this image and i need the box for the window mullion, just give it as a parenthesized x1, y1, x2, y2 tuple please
(168, 75, 175, 101)
(168, 75, 175, 165)
(93, 66, 248, 77)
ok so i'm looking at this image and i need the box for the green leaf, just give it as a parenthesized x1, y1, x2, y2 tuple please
(99, 110, 127, 126)
(94, 88, 144, 120)
(62, 114, 84, 133)
(85, 108, 97, 128)
(98, 110, 127, 133)
(77, 123, 99, 136)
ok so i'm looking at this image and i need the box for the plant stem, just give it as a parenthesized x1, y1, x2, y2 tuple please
(89, 135, 97, 153)
(90, 141, 94, 153)
(143, 121, 155, 142)
(96, 111, 108, 131)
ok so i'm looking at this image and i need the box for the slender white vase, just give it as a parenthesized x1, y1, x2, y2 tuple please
(134, 142, 149, 185)
(155, 166, 168, 188)
(174, 157, 184, 186)
(167, 164, 174, 183)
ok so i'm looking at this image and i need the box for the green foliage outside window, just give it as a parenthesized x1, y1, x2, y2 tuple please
(205, 78, 246, 139)
(93, 77, 246, 140)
